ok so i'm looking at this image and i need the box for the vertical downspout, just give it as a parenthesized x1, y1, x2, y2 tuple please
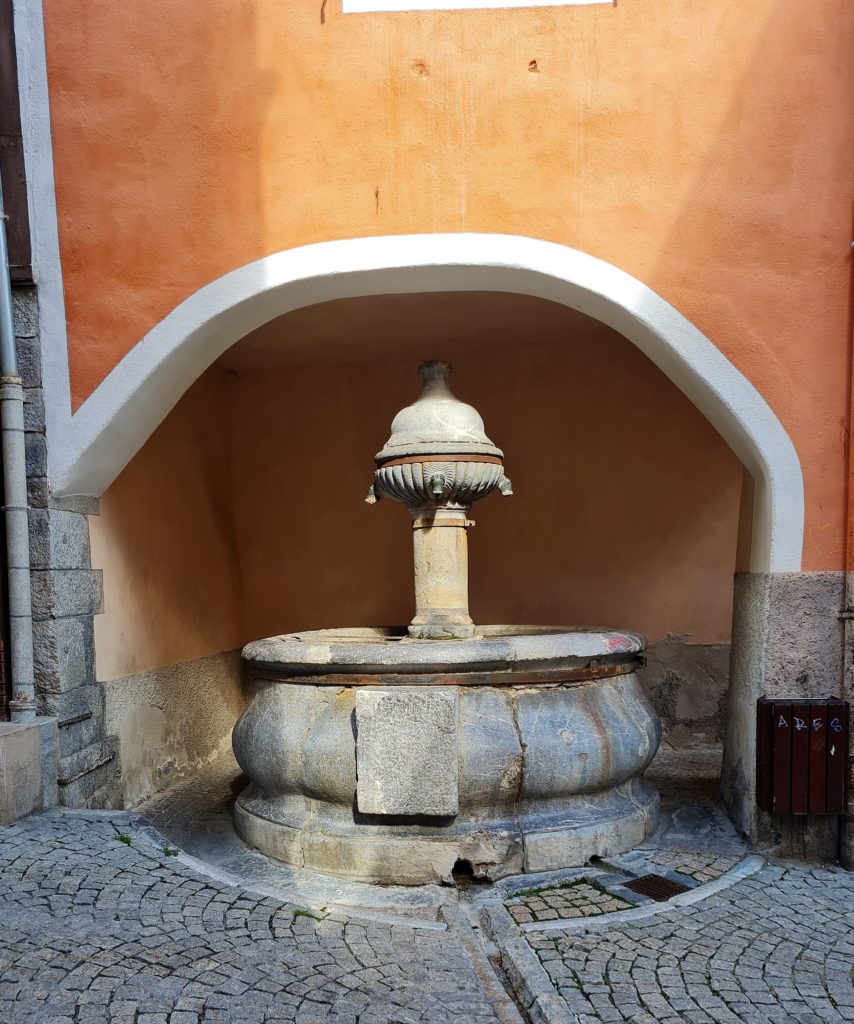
(0, 177, 34, 722)
(841, 232, 854, 869)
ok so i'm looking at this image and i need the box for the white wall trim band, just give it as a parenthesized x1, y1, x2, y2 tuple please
(45, 234, 803, 574)
(14, 0, 74, 505)
(342, 0, 610, 11)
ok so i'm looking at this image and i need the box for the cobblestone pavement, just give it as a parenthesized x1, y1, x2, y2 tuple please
(3, 749, 854, 1024)
(505, 880, 633, 924)
(0, 812, 502, 1024)
(643, 849, 741, 884)
(527, 862, 854, 1024)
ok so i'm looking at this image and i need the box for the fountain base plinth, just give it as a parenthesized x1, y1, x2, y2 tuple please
(233, 627, 662, 885)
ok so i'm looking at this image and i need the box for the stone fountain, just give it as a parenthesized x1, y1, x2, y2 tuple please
(233, 361, 661, 885)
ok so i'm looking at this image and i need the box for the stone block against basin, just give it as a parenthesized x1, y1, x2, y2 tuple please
(355, 688, 459, 817)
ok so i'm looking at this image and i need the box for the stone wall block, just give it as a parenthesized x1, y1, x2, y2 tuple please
(29, 509, 92, 570)
(28, 511, 52, 571)
(0, 723, 42, 824)
(27, 476, 48, 509)
(58, 689, 107, 760)
(32, 617, 59, 692)
(33, 616, 96, 695)
(355, 688, 459, 817)
(31, 569, 104, 620)
(11, 286, 38, 339)
(37, 717, 60, 810)
(85, 762, 124, 810)
(49, 494, 100, 516)
(39, 682, 101, 722)
(23, 389, 45, 432)
(17, 339, 42, 388)
(57, 737, 121, 808)
(25, 432, 47, 478)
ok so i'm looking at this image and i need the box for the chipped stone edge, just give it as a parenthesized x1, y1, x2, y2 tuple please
(481, 903, 580, 1024)
(518, 854, 765, 933)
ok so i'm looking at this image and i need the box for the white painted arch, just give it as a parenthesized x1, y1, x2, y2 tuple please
(52, 233, 803, 573)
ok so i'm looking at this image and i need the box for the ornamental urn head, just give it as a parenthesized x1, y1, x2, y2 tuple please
(367, 361, 512, 640)
(366, 360, 512, 512)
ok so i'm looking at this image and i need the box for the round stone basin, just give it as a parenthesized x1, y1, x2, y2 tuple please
(233, 626, 661, 885)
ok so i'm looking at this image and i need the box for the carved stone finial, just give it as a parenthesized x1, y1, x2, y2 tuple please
(368, 361, 512, 640)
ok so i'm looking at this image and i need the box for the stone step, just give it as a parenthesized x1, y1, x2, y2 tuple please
(57, 737, 119, 808)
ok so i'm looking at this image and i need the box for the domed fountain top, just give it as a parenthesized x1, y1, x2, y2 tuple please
(375, 360, 504, 462)
(367, 360, 511, 638)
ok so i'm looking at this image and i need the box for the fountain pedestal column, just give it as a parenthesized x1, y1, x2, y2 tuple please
(410, 508, 474, 639)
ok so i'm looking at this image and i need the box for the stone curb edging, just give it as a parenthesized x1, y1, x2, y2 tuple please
(440, 905, 527, 1024)
(518, 854, 765, 933)
(479, 856, 765, 1024)
(125, 813, 451, 931)
(481, 904, 580, 1024)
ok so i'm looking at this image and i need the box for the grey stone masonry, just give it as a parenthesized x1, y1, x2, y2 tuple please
(12, 285, 115, 809)
(723, 571, 845, 860)
(355, 688, 459, 817)
(638, 635, 730, 746)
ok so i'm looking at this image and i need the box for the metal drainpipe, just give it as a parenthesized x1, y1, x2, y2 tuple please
(0, 179, 35, 722)
(841, 237, 854, 869)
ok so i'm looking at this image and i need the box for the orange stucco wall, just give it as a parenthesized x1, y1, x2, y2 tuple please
(91, 303, 742, 679)
(43, 0, 854, 568)
(89, 370, 243, 681)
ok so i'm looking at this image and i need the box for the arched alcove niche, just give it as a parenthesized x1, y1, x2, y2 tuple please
(73, 235, 798, 835)
(56, 235, 801, 573)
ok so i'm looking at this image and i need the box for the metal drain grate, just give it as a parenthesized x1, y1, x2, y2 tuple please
(621, 874, 693, 902)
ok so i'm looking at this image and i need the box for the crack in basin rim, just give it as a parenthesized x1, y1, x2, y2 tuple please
(243, 625, 646, 676)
